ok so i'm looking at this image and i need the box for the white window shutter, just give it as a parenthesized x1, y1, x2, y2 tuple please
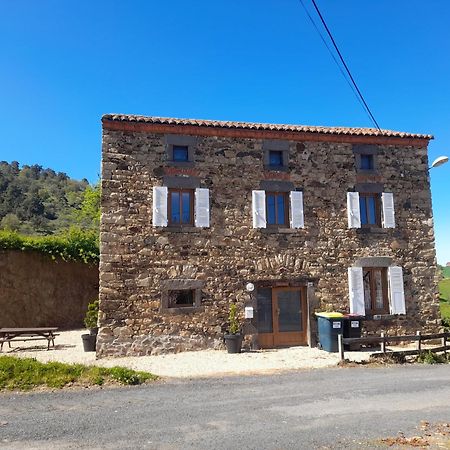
(347, 192, 361, 228)
(348, 267, 365, 316)
(252, 190, 266, 228)
(152, 186, 168, 227)
(388, 266, 406, 314)
(195, 188, 210, 228)
(382, 192, 395, 228)
(290, 191, 304, 229)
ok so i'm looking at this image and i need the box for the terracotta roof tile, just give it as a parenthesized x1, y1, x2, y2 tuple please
(102, 114, 433, 140)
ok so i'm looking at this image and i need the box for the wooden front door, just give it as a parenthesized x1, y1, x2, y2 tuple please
(257, 287, 307, 348)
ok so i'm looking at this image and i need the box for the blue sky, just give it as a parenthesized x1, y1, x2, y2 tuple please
(0, 1, 449, 263)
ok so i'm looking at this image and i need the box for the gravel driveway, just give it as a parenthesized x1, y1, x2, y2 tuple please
(0, 330, 371, 378)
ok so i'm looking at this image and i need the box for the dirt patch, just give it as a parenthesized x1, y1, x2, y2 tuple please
(378, 421, 450, 448)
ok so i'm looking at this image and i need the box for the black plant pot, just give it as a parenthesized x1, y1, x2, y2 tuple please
(224, 334, 243, 354)
(89, 327, 99, 336)
(81, 333, 97, 352)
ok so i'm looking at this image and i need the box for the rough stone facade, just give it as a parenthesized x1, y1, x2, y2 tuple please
(98, 115, 440, 357)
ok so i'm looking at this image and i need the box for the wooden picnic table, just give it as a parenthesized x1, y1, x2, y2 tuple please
(0, 327, 59, 351)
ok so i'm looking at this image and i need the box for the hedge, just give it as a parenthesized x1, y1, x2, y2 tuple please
(0, 228, 99, 264)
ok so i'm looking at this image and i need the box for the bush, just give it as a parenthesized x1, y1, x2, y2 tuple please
(84, 299, 99, 329)
(417, 351, 449, 365)
(228, 303, 241, 335)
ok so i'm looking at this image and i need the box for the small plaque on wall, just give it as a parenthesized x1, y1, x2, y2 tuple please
(244, 306, 254, 319)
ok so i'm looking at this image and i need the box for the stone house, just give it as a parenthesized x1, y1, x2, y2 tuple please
(98, 114, 440, 356)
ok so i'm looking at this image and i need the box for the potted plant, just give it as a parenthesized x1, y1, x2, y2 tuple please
(81, 299, 99, 352)
(224, 303, 243, 354)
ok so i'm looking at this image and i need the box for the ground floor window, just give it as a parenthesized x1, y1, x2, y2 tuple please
(363, 267, 389, 314)
(160, 280, 204, 313)
(167, 290, 194, 308)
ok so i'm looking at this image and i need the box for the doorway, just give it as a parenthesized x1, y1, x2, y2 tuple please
(256, 286, 307, 348)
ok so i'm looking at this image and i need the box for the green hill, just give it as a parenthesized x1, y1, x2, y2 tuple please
(0, 161, 96, 235)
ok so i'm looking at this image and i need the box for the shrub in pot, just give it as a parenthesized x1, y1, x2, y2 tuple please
(82, 299, 99, 352)
(224, 303, 243, 354)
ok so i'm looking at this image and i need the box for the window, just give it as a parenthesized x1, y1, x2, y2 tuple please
(160, 280, 204, 313)
(363, 267, 389, 314)
(168, 290, 194, 308)
(268, 150, 283, 168)
(266, 192, 288, 227)
(168, 189, 194, 226)
(360, 154, 374, 170)
(359, 193, 381, 227)
(172, 145, 189, 162)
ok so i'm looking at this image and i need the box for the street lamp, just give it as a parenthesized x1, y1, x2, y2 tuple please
(429, 156, 449, 170)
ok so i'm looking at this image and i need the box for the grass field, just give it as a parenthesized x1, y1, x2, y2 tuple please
(441, 266, 450, 278)
(440, 278, 450, 322)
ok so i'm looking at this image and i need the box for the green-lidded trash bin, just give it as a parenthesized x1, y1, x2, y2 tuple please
(316, 312, 345, 352)
(343, 314, 363, 351)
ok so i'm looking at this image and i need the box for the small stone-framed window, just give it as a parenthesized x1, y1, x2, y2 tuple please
(353, 144, 378, 173)
(161, 279, 204, 314)
(263, 140, 289, 171)
(165, 134, 197, 166)
(168, 290, 195, 308)
(172, 145, 189, 162)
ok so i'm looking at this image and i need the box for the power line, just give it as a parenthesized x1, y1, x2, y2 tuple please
(299, 0, 381, 131)
(297, 0, 369, 120)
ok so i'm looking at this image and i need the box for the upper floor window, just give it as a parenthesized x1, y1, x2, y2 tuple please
(268, 151, 284, 168)
(153, 186, 210, 228)
(172, 145, 189, 162)
(165, 134, 196, 165)
(347, 192, 395, 229)
(252, 190, 304, 229)
(266, 192, 288, 226)
(359, 193, 381, 227)
(360, 154, 374, 171)
(168, 189, 194, 226)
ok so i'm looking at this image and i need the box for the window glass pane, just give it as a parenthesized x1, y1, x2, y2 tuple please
(171, 192, 180, 223)
(276, 194, 285, 225)
(168, 290, 194, 308)
(277, 290, 302, 332)
(367, 196, 377, 224)
(269, 151, 283, 167)
(173, 145, 189, 162)
(374, 270, 384, 310)
(363, 270, 371, 310)
(267, 194, 276, 225)
(257, 288, 273, 333)
(360, 154, 373, 170)
(181, 192, 191, 224)
(360, 197, 368, 225)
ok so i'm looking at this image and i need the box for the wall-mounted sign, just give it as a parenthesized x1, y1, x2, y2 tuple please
(244, 306, 254, 319)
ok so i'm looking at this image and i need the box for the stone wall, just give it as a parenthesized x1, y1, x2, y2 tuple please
(0, 250, 99, 329)
(98, 123, 440, 356)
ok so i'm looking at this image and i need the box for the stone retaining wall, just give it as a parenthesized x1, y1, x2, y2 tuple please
(0, 250, 99, 329)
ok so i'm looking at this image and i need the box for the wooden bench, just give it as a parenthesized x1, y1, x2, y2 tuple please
(0, 328, 59, 351)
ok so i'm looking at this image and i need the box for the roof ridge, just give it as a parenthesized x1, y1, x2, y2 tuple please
(102, 114, 433, 140)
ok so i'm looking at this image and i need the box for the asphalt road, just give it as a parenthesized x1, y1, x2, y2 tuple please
(1, 365, 450, 449)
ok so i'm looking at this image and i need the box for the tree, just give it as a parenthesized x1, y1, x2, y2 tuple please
(0, 213, 21, 231)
